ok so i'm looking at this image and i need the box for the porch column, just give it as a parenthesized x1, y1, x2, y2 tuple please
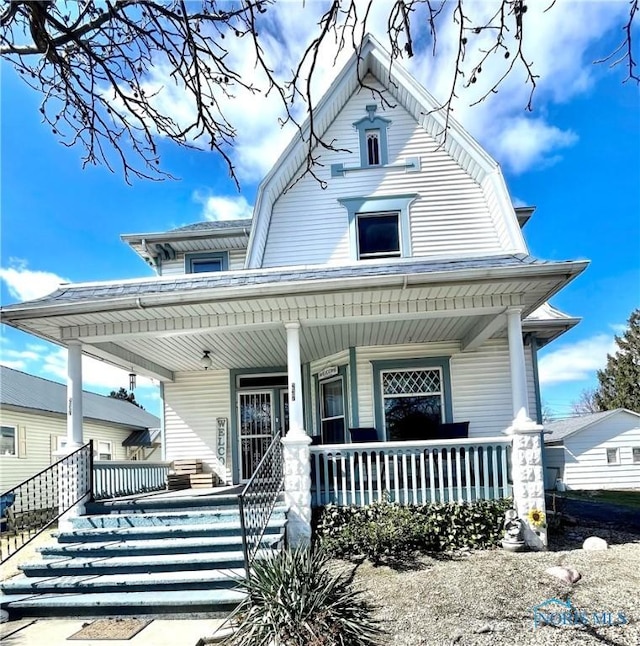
(505, 308, 546, 550)
(67, 340, 84, 448)
(56, 341, 90, 532)
(281, 322, 312, 547)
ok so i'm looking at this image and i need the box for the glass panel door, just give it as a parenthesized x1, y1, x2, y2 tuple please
(320, 377, 345, 444)
(237, 391, 274, 481)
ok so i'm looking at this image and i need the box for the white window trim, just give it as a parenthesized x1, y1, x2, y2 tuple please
(632, 447, 640, 464)
(1, 425, 17, 457)
(96, 440, 113, 461)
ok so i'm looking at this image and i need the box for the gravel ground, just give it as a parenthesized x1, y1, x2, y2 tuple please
(345, 524, 640, 646)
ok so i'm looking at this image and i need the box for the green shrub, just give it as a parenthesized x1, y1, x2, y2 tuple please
(222, 546, 384, 646)
(315, 499, 511, 560)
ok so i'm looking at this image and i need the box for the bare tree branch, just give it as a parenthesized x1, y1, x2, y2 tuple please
(1, 1, 637, 186)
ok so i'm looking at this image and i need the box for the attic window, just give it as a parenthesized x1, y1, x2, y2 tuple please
(186, 251, 229, 273)
(353, 105, 390, 168)
(366, 130, 380, 166)
(357, 212, 400, 259)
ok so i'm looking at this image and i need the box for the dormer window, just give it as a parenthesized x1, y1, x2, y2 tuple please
(366, 130, 381, 166)
(186, 251, 229, 273)
(353, 105, 390, 168)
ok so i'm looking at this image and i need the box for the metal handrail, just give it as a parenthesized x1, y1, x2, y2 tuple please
(238, 431, 284, 576)
(0, 440, 93, 563)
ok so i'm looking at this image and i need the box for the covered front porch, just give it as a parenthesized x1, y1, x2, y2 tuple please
(0, 255, 587, 548)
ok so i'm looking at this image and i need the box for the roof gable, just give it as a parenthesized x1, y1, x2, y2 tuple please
(246, 34, 526, 268)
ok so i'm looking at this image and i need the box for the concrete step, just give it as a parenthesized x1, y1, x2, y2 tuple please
(84, 493, 242, 515)
(0, 588, 246, 618)
(55, 516, 286, 543)
(70, 508, 241, 529)
(3, 567, 244, 594)
(38, 532, 282, 558)
(19, 550, 255, 576)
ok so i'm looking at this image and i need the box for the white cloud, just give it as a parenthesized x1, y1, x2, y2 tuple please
(538, 333, 617, 385)
(492, 118, 578, 174)
(0, 343, 157, 394)
(131, 1, 629, 181)
(0, 261, 69, 302)
(193, 193, 253, 221)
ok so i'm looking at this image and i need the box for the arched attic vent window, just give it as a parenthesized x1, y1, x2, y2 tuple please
(353, 104, 391, 168)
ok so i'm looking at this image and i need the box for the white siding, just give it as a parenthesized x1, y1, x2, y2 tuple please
(561, 413, 640, 490)
(0, 409, 131, 492)
(262, 75, 505, 268)
(163, 370, 232, 483)
(353, 338, 526, 438)
(159, 249, 246, 276)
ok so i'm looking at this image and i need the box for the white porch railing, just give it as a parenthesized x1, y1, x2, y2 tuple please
(310, 437, 512, 507)
(93, 460, 170, 500)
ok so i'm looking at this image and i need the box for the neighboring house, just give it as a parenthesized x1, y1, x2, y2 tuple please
(0, 367, 161, 492)
(0, 35, 587, 490)
(543, 409, 640, 491)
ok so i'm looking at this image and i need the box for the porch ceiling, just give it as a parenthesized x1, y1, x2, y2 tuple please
(3, 268, 582, 380)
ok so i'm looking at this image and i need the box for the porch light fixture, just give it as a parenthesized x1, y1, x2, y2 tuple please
(200, 350, 213, 370)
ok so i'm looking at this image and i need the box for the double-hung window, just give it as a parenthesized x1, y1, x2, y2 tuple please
(356, 212, 400, 259)
(1, 426, 16, 456)
(606, 448, 620, 465)
(97, 441, 113, 461)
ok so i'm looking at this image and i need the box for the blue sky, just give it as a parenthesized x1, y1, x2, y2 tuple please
(1, 1, 639, 418)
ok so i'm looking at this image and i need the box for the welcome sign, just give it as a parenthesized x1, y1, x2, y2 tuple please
(216, 418, 228, 467)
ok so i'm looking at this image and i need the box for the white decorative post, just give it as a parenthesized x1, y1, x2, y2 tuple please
(505, 308, 547, 549)
(55, 341, 90, 532)
(281, 322, 312, 547)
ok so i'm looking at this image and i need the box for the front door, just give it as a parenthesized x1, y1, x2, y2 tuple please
(237, 391, 274, 482)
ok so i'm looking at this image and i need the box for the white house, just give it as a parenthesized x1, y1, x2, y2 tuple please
(0, 35, 588, 547)
(544, 409, 640, 491)
(0, 367, 160, 492)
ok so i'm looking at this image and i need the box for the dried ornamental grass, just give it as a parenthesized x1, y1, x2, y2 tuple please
(221, 546, 384, 646)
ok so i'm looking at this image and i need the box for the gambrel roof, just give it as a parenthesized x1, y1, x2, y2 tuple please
(246, 34, 526, 268)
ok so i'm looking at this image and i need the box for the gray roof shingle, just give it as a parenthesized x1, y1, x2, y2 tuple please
(544, 409, 633, 443)
(0, 367, 160, 429)
(169, 219, 252, 233)
(4, 254, 550, 308)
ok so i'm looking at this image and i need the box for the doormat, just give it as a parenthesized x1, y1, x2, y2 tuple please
(68, 618, 153, 640)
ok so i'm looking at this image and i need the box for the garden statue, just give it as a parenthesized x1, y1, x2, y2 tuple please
(502, 508, 526, 552)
